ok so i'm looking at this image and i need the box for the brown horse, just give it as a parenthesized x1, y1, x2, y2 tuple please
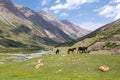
(67, 48, 76, 54)
(77, 47, 88, 53)
(56, 49, 59, 54)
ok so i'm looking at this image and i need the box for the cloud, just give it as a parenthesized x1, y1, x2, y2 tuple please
(41, 0, 49, 6)
(110, 0, 120, 3)
(36, 0, 50, 11)
(55, 0, 61, 4)
(79, 22, 105, 31)
(54, 10, 59, 13)
(60, 12, 69, 17)
(95, 3, 120, 20)
(96, 5, 115, 18)
(50, 0, 99, 11)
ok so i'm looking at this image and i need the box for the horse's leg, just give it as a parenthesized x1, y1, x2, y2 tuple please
(79, 50, 81, 54)
(82, 50, 83, 53)
(56, 51, 57, 54)
(83, 49, 85, 53)
(77, 49, 80, 54)
(68, 50, 69, 54)
(71, 50, 73, 54)
(57, 51, 58, 54)
(84, 49, 87, 53)
(82, 50, 84, 53)
(77, 50, 79, 54)
(85, 50, 86, 53)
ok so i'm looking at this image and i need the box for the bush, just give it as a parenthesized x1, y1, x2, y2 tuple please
(104, 42, 117, 49)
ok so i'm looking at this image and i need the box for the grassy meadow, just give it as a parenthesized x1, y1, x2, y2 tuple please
(0, 54, 120, 80)
(0, 48, 41, 54)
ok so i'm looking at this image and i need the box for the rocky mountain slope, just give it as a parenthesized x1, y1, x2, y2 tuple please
(61, 20, 90, 39)
(0, 0, 89, 49)
(72, 19, 120, 54)
(39, 11, 90, 40)
(0, 0, 55, 49)
(16, 5, 90, 43)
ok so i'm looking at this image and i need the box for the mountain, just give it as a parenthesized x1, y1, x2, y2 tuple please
(39, 11, 90, 40)
(0, 0, 89, 50)
(61, 20, 90, 38)
(0, 0, 55, 49)
(71, 19, 120, 54)
(15, 5, 90, 43)
(15, 5, 69, 43)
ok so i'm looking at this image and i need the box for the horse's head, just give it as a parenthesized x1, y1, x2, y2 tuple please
(74, 48, 76, 50)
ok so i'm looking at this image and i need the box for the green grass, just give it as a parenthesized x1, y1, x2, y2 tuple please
(0, 20, 54, 50)
(0, 54, 120, 80)
(0, 48, 40, 54)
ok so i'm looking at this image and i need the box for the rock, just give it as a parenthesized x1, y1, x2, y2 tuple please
(35, 59, 43, 69)
(99, 66, 109, 72)
(35, 63, 43, 69)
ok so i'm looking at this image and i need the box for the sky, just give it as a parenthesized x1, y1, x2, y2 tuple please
(12, 0, 120, 31)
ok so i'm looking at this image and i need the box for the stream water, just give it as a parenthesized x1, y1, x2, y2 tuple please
(12, 51, 48, 62)
(0, 51, 49, 63)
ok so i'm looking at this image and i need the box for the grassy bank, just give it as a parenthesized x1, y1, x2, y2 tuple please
(0, 54, 120, 80)
(0, 48, 41, 54)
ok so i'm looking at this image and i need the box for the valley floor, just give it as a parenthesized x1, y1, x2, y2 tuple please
(0, 54, 120, 80)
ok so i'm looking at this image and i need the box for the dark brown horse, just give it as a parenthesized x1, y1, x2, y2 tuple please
(77, 47, 88, 53)
(67, 48, 76, 54)
(56, 49, 59, 54)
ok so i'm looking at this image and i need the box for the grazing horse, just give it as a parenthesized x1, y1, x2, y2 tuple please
(77, 47, 88, 53)
(67, 48, 76, 54)
(56, 49, 59, 54)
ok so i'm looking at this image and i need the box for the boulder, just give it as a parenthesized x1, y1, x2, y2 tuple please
(99, 66, 109, 72)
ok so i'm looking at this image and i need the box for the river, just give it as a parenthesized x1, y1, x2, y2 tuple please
(0, 51, 49, 63)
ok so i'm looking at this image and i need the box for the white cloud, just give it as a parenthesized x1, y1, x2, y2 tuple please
(55, 0, 61, 4)
(79, 22, 105, 31)
(110, 0, 120, 3)
(50, 0, 99, 10)
(36, 0, 49, 11)
(116, 3, 120, 9)
(114, 14, 120, 19)
(99, 5, 114, 15)
(96, 5, 115, 18)
(41, 0, 49, 6)
(54, 10, 59, 13)
(60, 12, 69, 17)
(96, 3, 120, 20)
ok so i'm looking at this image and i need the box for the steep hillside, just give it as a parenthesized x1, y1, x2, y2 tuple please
(15, 5, 69, 43)
(39, 11, 90, 41)
(0, 0, 55, 50)
(72, 19, 120, 54)
(61, 20, 90, 39)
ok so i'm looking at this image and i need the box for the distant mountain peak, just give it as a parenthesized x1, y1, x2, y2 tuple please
(61, 20, 72, 23)
(14, 4, 24, 8)
(39, 10, 59, 22)
(39, 10, 48, 14)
